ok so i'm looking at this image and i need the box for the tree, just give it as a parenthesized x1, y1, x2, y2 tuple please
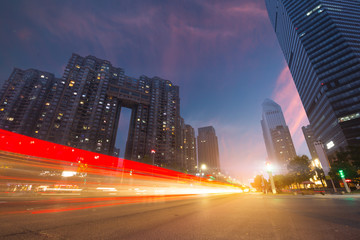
(313, 167, 326, 188)
(287, 155, 313, 187)
(329, 161, 358, 181)
(329, 149, 359, 181)
(273, 174, 292, 191)
(347, 146, 360, 168)
(251, 175, 267, 192)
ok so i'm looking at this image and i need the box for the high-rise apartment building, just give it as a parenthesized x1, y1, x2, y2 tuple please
(197, 126, 220, 172)
(261, 99, 297, 169)
(0, 68, 58, 137)
(266, 0, 360, 158)
(0, 54, 181, 168)
(302, 125, 318, 160)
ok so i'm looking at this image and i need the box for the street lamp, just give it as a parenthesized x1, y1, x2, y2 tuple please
(266, 162, 277, 194)
(151, 149, 156, 165)
(200, 164, 207, 176)
(199, 164, 207, 184)
(201, 164, 207, 171)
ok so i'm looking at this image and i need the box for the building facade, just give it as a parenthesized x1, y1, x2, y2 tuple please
(0, 68, 58, 137)
(302, 125, 318, 160)
(183, 124, 197, 173)
(266, 0, 360, 158)
(197, 126, 220, 172)
(261, 99, 297, 170)
(0, 54, 182, 168)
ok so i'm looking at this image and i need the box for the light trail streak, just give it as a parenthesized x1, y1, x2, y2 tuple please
(0, 129, 243, 204)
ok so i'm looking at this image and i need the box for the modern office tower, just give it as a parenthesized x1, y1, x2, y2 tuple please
(261, 99, 297, 170)
(184, 124, 197, 173)
(0, 68, 58, 137)
(266, 0, 360, 158)
(197, 126, 220, 172)
(302, 125, 318, 160)
(0, 54, 182, 168)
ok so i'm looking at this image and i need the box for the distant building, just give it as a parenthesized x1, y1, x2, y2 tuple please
(197, 126, 220, 172)
(0, 54, 182, 168)
(184, 124, 197, 173)
(266, 0, 360, 158)
(302, 125, 318, 160)
(261, 99, 296, 171)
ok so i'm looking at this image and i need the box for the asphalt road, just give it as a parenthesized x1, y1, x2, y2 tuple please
(0, 193, 359, 240)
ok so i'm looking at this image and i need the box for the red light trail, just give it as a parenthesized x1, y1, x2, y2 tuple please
(0, 129, 243, 214)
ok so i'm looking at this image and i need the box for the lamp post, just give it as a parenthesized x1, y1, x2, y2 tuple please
(151, 149, 156, 165)
(200, 164, 207, 184)
(339, 170, 351, 193)
(266, 162, 276, 194)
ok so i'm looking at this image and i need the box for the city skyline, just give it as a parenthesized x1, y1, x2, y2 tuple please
(0, 0, 311, 181)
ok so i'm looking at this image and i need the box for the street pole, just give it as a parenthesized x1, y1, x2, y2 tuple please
(200, 164, 206, 185)
(151, 149, 156, 165)
(266, 162, 276, 194)
(339, 170, 351, 193)
(341, 177, 351, 193)
(268, 171, 277, 194)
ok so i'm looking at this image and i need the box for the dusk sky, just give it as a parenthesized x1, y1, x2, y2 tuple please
(0, 0, 310, 183)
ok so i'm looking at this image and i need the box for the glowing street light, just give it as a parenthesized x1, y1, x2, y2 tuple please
(201, 164, 207, 171)
(266, 162, 276, 194)
(151, 149, 156, 165)
(199, 164, 207, 177)
(266, 162, 273, 172)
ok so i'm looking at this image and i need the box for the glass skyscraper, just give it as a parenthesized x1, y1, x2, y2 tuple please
(265, 0, 360, 158)
(261, 99, 297, 171)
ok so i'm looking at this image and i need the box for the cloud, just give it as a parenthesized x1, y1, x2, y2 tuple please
(18, 0, 272, 83)
(272, 64, 310, 155)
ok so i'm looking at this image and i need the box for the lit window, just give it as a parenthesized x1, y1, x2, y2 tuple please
(338, 112, 360, 123)
(326, 141, 335, 149)
(306, 5, 321, 16)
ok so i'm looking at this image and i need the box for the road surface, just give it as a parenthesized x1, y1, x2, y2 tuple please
(0, 193, 359, 239)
